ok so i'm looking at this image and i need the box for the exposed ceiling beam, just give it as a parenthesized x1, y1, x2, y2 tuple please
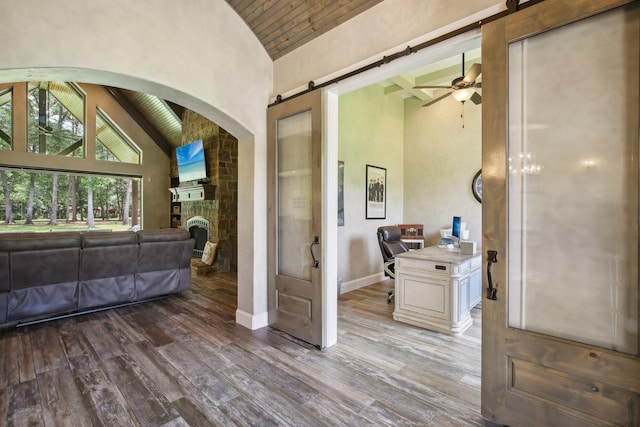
(388, 75, 431, 101)
(0, 128, 10, 145)
(165, 101, 185, 122)
(105, 87, 173, 156)
(57, 139, 83, 156)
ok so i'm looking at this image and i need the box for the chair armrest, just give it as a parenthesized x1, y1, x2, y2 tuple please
(384, 260, 396, 279)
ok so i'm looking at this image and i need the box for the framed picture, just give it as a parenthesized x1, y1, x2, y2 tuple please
(366, 164, 386, 219)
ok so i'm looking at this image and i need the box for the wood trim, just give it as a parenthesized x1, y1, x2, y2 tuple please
(480, 12, 508, 423)
(12, 83, 27, 153)
(504, 0, 634, 40)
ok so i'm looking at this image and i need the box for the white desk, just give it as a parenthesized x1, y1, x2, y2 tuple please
(393, 246, 482, 335)
(400, 237, 424, 250)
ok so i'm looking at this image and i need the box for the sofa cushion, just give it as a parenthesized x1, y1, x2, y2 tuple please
(79, 231, 138, 310)
(0, 232, 81, 252)
(81, 230, 138, 248)
(136, 229, 192, 300)
(8, 282, 77, 321)
(0, 253, 9, 293)
(137, 228, 190, 243)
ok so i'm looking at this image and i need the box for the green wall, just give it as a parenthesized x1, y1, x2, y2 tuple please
(338, 83, 482, 292)
(338, 84, 405, 286)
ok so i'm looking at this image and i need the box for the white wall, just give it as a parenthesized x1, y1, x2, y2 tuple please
(338, 84, 404, 289)
(0, 0, 272, 329)
(403, 96, 482, 247)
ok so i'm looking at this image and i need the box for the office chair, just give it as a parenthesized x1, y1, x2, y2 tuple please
(377, 225, 410, 303)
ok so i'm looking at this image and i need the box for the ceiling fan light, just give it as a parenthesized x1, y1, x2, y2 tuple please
(453, 88, 475, 102)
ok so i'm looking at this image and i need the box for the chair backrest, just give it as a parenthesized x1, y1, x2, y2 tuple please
(377, 226, 410, 262)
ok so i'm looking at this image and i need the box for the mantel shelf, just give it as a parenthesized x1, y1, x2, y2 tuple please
(169, 184, 216, 202)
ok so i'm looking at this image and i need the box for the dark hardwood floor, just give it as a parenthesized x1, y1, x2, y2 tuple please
(0, 271, 495, 426)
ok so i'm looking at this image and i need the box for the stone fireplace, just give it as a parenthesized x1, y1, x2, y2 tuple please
(186, 216, 209, 258)
(172, 109, 238, 272)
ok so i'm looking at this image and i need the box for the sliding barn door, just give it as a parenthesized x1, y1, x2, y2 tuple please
(482, 0, 640, 425)
(267, 90, 324, 347)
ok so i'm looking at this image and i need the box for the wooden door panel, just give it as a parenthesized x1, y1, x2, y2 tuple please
(509, 358, 636, 424)
(481, 0, 640, 425)
(267, 90, 324, 347)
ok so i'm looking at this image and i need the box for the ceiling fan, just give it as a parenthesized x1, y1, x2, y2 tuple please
(38, 124, 82, 141)
(414, 53, 482, 107)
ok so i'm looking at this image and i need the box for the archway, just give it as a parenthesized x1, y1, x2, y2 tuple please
(0, 68, 261, 329)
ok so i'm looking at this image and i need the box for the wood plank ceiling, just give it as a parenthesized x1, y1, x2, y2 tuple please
(226, 0, 384, 60)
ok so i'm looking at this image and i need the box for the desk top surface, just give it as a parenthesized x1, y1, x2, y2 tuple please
(396, 245, 480, 264)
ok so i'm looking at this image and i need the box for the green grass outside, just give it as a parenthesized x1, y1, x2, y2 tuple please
(0, 219, 131, 233)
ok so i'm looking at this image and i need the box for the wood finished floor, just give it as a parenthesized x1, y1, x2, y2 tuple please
(0, 271, 496, 426)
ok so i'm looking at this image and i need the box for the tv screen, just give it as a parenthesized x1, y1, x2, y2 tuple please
(452, 216, 462, 239)
(176, 139, 207, 183)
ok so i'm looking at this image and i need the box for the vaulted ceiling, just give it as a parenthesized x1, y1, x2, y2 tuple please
(226, 0, 384, 60)
(112, 2, 481, 152)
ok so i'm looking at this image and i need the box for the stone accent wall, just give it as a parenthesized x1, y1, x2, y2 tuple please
(175, 110, 238, 272)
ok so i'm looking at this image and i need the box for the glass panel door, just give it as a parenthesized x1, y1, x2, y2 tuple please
(481, 1, 640, 425)
(277, 110, 313, 281)
(267, 90, 323, 347)
(506, 5, 638, 355)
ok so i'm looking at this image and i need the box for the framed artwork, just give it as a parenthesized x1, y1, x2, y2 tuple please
(366, 164, 386, 219)
(472, 169, 482, 203)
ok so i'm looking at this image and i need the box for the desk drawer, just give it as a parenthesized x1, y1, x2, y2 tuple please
(397, 258, 451, 274)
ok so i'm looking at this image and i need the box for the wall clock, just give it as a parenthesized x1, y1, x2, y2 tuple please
(472, 169, 482, 203)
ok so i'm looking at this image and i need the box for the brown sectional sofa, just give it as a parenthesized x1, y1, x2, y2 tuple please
(0, 228, 194, 325)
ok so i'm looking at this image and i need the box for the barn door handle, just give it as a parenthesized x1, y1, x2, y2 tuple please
(310, 236, 320, 269)
(487, 250, 498, 300)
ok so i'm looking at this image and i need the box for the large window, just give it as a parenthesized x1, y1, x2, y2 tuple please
(1, 82, 152, 229)
(96, 108, 141, 164)
(27, 82, 85, 157)
(0, 88, 11, 150)
(0, 168, 140, 231)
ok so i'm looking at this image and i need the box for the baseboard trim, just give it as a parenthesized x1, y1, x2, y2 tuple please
(340, 273, 386, 294)
(235, 309, 269, 330)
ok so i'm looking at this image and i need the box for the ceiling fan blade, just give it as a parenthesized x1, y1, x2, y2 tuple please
(470, 92, 482, 105)
(413, 85, 452, 89)
(463, 63, 482, 84)
(422, 91, 452, 107)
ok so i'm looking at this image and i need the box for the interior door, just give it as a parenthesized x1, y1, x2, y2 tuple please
(267, 90, 324, 347)
(482, 1, 639, 426)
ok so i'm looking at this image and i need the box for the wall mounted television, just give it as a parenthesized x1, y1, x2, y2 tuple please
(176, 139, 208, 183)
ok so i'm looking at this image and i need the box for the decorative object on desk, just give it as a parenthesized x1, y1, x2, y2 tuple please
(338, 160, 345, 226)
(452, 216, 462, 240)
(461, 241, 477, 255)
(472, 169, 482, 203)
(399, 224, 424, 250)
(366, 164, 386, 219)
